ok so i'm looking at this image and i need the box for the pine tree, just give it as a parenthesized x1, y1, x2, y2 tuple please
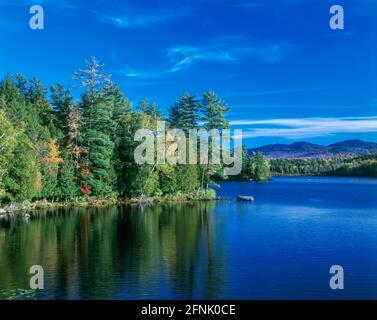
(103, 82, 131, 124)
(167, 102, 182, 128)
(201, 91, 229, 130)
(104, 83, 133, 197)
(200, 91, 230, 187)
(26, 78, 57, 139)
(51, 84, 74, 144)
(113, 112, 133, 197)
(81, 92, 115, 197)
(57, 150, 79, 199)
(74, 57, 115, 197)
(168, 92, 200, 133)
(137, 98, 162, 119)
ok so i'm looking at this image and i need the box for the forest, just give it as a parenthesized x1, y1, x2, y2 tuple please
(270, 155, 377, 177)
(0, 57, 270, 206)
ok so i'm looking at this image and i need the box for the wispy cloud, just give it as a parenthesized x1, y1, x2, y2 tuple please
(230, 116, 377, 139)
(116, 36, 291, 79)
(223, 87, 325, 98)
(115, 67, 170, 80)
(94, 7, 189, 29)
(167, 38, 289, 72)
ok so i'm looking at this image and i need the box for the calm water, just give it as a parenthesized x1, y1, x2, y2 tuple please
(0, 177, 376, 300)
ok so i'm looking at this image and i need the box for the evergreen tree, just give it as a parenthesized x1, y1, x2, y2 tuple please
(103, 82, 131, 123)
(201, 91, 229, 130)
(168, 92, 199, 133)
(112, 110, 133, 197)
(200, 91, 230, 187)
(0, 67, 237, 203)
(0, 75, 39, 141)
(57, 150, 79, 199)
(74, 57, 115, 197)
(81, 91, 115, 197)
(167, 102, 182, 128)
(26, 78, 57, 139)
(51, 84, 74, 144)
(137, 98, 162, 119)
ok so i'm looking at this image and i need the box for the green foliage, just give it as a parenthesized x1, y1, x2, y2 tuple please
(77, 58, 116, 197)
(158, 164, 178, 195)
(0, 60, 237, 204)
(250, 152, 272, 182)
(271, 155, 377, 178)
(201, 91, 229, 130)
(137, 98, 162, 119)
(200, 91, 230, 187)
(175, 165, 201, 193)
(127, 163, 161, 197)
(190, 188, 217, 201)
(0, 108, 20, 196)
(51, 84, 74, 144)
(3, 134, 38, 201)
(228, 145, 252, 181)
(3, 62, 375, 206)
(57, 150, 79, 198)
(168, 92, 200, 133)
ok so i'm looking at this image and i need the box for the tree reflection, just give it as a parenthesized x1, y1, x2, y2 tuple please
(0, 202, 225, 299)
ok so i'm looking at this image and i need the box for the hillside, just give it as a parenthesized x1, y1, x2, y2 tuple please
(250, 140, 377, 159)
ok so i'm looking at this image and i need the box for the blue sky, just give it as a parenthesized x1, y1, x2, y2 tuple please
(0, 0, 376, 147)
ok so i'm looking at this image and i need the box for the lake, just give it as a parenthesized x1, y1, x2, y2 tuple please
(0, 177, 376, 300)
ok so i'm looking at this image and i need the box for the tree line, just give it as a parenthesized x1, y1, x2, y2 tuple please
(270, 155, 377, 178)
(0, 57, 248, 203)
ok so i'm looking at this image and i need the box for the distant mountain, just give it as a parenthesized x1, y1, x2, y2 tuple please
(249, 140, 377, 159)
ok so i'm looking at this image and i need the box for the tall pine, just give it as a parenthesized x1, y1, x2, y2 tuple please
(74, 57, 115, 197)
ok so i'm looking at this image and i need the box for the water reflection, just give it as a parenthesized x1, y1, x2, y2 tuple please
(0, 202, 225, 299)
(2, 177, 377, 299)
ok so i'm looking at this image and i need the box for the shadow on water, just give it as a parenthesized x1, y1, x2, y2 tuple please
(0, 202, 226, 300)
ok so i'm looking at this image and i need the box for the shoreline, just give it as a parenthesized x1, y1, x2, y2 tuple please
(227, 174, 377, 179)
(0, 190, 218, 215)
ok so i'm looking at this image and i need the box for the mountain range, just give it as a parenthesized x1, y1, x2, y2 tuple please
(249, 140, 377, 159)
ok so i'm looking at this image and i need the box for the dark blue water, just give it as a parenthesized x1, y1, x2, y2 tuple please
(215, 177, 377, 299)
(0, 177, 376, 299)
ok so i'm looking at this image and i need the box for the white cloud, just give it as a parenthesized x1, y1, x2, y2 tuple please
(117, 37, 290, 79)
(114, 67, 170, 79)
(166, 39, 288, 72)
(94, 7, 189, 29)
(230, 116, 377, 139)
